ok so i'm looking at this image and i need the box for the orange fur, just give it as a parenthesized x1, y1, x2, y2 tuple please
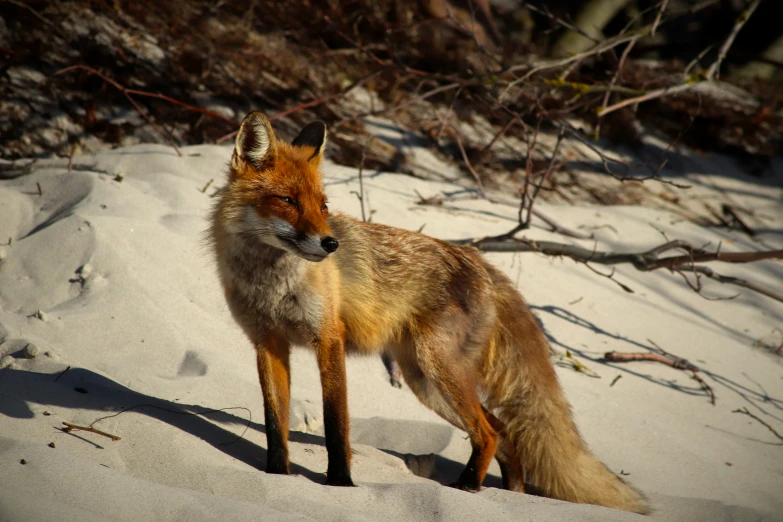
(208, 112, 650, 513)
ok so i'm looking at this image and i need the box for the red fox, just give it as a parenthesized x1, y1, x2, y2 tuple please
(209, 112, 649, 514)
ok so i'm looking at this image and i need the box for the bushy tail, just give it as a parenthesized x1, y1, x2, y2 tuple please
(482, 269, 650, 514)
(497, 377, 649, 514)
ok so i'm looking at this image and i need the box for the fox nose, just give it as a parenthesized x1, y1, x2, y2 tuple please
(321, 236, 339, 253)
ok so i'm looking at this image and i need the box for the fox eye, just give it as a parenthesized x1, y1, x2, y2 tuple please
(321, 202, 328, 212)
(277, 196, 297, 206)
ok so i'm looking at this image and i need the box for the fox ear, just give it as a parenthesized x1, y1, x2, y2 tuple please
(292, 121, 327, 162)
(234, 112, 276, 171)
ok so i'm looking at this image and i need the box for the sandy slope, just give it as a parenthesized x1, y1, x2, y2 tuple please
(0, 143, 781, 521)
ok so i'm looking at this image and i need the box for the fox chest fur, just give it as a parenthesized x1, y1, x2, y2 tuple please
(218, 235, 329, 346)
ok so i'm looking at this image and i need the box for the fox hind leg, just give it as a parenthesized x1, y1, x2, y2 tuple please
(394, 318, 498, 491)
(381, 351, 403, 388)
(482, 406, 525, 492)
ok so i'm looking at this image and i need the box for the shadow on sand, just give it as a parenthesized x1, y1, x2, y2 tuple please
(531, 304, 783, 429)
(0, 366, 505, 487)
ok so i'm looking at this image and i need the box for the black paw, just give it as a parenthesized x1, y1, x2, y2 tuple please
(266, 462, 290, 476)
(325, 473, 356, 487)
(448, 481, 480, 492)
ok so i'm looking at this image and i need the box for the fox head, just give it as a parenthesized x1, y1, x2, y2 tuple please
(225, 112, 338, 262)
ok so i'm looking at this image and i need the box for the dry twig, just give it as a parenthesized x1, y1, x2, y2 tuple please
(61, 422, 121, 441)
(732, 407, 783, 442)
(350, 138, 371, 222)
(604, 343, 716, 405)
(604, 351, 698, 371)
(452, 131, 487, 197)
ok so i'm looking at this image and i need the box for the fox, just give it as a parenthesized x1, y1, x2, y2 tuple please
(208, 111, 650, 514)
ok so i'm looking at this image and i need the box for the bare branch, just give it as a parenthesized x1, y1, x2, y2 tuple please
(733, 407, 783, 442)
(523, 127, 566, 229)
(521, 3, 601, 44)
(650, 0, 670, 36)
(604, 350, 715, 404)
(604, 351, 698, 371)
(705, 0, 762, 80)
(452, 131, 487, 197)
(61, 422, 121, 441)
(350, 138, 371, 222)
(597, 81, 697, 118)
(596, 34, 639, 136)
(460, 237, 782, 270)
(451, 235, 783, 303)
(500, 33, 643, 100)
(675, 265, 783, 303)
(598, 0, 761, 118)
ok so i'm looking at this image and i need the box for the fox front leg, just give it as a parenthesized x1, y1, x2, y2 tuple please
(256, 335, 292, 475)
(316, 323, 355, 487)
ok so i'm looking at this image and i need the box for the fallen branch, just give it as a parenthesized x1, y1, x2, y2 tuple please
(672, 265, 783, 303)
(604, 351, 698, 371)
(460, 238, 782, 271)
(690, 371, 716, 405)
(732, 407, 783, 443)
(61, 421, 121, 441)
(451, 236, 783, 303)
(604, 346, 715, 405)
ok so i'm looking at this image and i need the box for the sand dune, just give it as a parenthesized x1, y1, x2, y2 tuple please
(1, 143, 781, 521)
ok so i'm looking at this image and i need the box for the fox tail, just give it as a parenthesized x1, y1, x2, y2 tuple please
(484, 271, 650, 514)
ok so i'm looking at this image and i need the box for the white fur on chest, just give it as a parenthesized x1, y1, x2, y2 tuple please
(221, 236, 324, 342)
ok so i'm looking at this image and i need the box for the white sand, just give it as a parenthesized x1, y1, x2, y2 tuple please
(0, 142, 781, 521)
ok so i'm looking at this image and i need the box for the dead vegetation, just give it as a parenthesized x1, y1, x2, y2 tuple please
(1, 0, 781, 308)
(2, 1, 780, 166)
